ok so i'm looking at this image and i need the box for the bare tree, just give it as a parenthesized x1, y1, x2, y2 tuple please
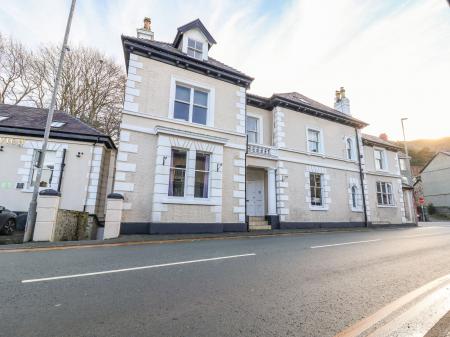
(0, 34, 37, 104)
(0, 33, 126, 141)
(31, 45, 126, 141)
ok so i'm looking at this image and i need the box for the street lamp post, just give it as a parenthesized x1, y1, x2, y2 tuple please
(23, 0, 77, 242)
(401, 118, 409, 157)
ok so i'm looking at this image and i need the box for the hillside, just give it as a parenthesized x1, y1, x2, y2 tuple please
(394, 137, 450, 171)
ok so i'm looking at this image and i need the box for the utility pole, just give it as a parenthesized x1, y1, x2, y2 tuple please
(401, 117, 409, 157)
(23, 0, 77, 242)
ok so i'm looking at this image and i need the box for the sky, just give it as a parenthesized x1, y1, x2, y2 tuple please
(0, 0, 449, 141)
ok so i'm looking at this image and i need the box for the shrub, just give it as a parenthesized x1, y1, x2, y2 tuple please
(427, 203, 436, 215)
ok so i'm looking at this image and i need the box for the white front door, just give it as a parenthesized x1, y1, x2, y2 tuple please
(247, 180, 264, 216)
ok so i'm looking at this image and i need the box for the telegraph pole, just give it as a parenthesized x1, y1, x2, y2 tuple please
(23, 0, 77, 242)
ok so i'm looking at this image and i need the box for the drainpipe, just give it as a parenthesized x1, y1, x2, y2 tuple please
(57, 148, 66, 193)
(355, 128, 368, 227)
(83, 136, 100, 212)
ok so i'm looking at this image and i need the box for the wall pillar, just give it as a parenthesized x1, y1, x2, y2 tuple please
(33, 189, 61, 242)
(103, 193, 124, 240)
(267, 168, 277, 216)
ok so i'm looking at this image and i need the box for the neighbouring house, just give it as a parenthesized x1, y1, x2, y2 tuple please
(0, 104, 117, 222)
(110, 18, 413, 235)
(398, 151, 417, 222)
(362, 135, 416, 224)
(418, 152, 450, 212)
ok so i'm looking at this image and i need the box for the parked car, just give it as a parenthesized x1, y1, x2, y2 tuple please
(0, 206, 17, 235)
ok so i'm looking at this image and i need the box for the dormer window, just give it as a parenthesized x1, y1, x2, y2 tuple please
(187, 38, 203, 60)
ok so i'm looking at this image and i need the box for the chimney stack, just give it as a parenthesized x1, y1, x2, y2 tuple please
(137, 17, 154, 41)
(334, 86, 351, 115)
(379, 133, 388, 141)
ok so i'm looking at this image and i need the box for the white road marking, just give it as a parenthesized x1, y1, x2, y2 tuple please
(335, 273, 450, 337)
(21, 253, 256, 283)
(311, 239, 381, 249)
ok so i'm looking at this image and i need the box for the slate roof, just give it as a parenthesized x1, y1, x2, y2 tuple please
(275, 92, 366, 121)
(362, 133, 402, 151)
(247, 92, 368, 128)
(121, 35, 253, 88)
(139, 38, 249, 78)
(0, 104, 115, 149)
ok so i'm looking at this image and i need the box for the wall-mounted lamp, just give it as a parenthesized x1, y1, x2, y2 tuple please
(0, 146, 3, 152)
(76, 152, 84, 158)
(216, 163, 223, 172)
(162, 155, 168, 166)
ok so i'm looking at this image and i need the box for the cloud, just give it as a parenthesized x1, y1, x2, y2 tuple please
(0, 0, 449, 140)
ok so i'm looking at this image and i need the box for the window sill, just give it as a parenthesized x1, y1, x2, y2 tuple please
(309, 205, 329, 211)
(162, 197, 220, 206)
(351, 208, 364, 213)
(307, 151, 325, 157)
(376, 204, 397, 208)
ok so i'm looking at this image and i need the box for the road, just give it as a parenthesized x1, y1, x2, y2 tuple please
(1, 223, 450, 337)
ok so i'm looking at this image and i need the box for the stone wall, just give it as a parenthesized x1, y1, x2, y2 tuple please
(53, 210, 90, 241)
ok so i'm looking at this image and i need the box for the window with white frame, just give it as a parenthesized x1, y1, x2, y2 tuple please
(246, 116, 259, 144)
(310, 173, 323, 206)
(307, 128, 322, 153)
(399, 158, 407, 171)
(376, 181, 395, 206)
(187, 38, 203, 60)
(351, 184, 363, 210)
(30, 150, 56, 188)
(374, 149, 387, 170)
(168, 149, 187, 197)
(194, 152, 210, 198)
(346, 137, 355, 160)
(174, 84, 208, 125)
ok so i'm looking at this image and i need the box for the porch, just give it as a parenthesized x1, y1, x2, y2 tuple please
(246, 166, 278, 230)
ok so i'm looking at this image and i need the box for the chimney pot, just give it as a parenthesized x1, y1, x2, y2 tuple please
(334, 86, 351, 115)
(335, 90, 341, 102)
(137, 17, 154, 40)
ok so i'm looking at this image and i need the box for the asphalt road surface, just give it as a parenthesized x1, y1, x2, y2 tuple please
(1, 223, 450, 337)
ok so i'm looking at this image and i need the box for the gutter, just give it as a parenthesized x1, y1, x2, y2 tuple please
(355, 128, 368, 227)
(0, 126, 116, 150)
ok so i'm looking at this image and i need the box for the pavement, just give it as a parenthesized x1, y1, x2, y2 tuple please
(0, 224, 414, 250)
(0, 222, 449, 337)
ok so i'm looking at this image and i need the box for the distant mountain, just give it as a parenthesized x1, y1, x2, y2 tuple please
(394, 137, 450, 172)
(404, 137, 450, 152)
